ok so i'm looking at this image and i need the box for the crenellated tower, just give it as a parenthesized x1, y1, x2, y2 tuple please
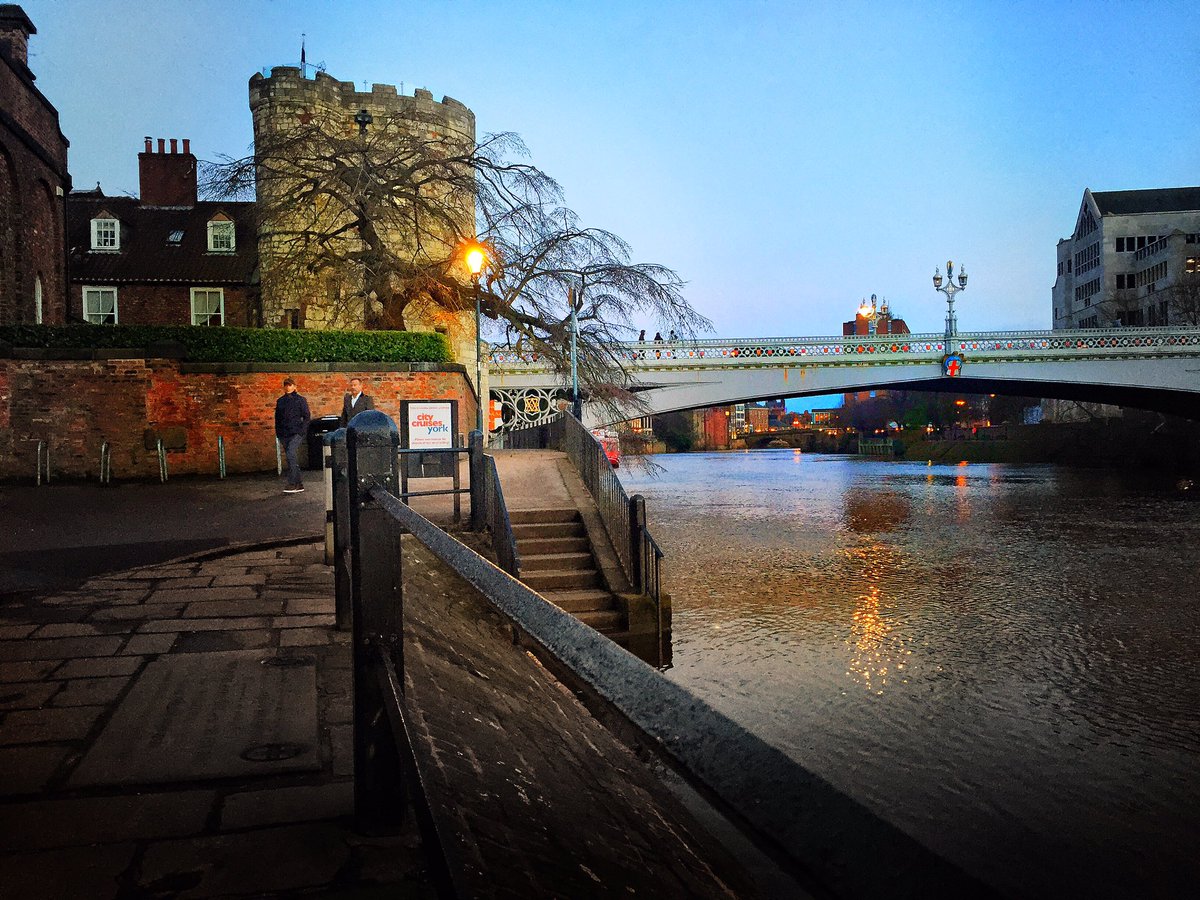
(248, 67, 477, 364)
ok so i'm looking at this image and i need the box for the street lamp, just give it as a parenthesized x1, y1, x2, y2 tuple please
(857, 293, 880, 335)
(567, 285, 582, 420)
(932, 259, 968, 344)
(464, 244, 488, 432)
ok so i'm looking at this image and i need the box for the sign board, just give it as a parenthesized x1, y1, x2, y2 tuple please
(400, 400, 459, 477)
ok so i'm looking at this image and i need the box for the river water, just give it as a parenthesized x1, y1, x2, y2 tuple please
(621, 450, 1200, 899)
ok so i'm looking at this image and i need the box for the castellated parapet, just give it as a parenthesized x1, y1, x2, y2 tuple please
(249, 67, 478, 369)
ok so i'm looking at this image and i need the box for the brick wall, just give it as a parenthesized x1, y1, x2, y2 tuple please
(0, 358, 476, 480)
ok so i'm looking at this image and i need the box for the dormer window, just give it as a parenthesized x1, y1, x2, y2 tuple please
(207, 216, 235, 252)
(90, 215, 119, 251)
(168, 229, 184, 245)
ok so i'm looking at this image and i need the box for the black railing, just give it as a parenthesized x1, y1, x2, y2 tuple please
(330, 410, 991, 899)
(480, 451, 520, 576)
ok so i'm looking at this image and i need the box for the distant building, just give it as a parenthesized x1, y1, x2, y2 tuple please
(1052, 187, 1200, 330)
(691, 407, 732, 450)
(0, 4, 70, 324)
(746, 404, 769, 432)
(66, 138, 257, 326)
(843, 297, 910, 406)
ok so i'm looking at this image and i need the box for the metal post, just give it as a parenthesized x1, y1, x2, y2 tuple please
(323, 437, 335, 565)
(218, 435, 227, 479)
(629, 494, 646, 595)
(329, 428, 352, 631)
(156, 437, 168, 483)
(451, 438, 462, 524)
(100, 442, 111, 485)
(35, 439, 46, 485)
(569, 286, 581, 420)
(468, 430, 484, 531)
(276, 437, 283, 476)
(474, 275, 484, 434)
(347, 411, 405, 832)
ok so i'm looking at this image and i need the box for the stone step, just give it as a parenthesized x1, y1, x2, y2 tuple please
(576, 609, 625, 633)
(516, 536, 590, 555)
(521, 569, 601, 591)
(511, 522, 586, 541)
(507, 508, 580, 525)
(520, 552, 594, 572)
(542, 589, 616, 614)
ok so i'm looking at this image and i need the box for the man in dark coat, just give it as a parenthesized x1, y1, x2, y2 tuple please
(274, 377, 311, 493)
(340, 376, 376, 427)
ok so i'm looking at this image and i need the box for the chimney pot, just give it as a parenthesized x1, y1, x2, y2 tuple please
(157, 138, 165, 153)
(144, 137, 152, 152)
(169, 138, 178, 154)
(182, 139, 191, 155)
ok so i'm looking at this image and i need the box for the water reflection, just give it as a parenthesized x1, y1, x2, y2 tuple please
(846, 585, 911, 694)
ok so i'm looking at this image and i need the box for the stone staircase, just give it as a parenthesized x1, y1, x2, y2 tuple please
(509, 508, 626, 636)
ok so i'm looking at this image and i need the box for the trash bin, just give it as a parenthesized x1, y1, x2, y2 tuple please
(306, 415, 341, 470)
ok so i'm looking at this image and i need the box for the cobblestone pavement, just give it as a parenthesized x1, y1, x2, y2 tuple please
(0, 541, 431, 899)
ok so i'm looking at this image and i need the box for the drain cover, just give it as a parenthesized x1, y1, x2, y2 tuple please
(260, 656, 315, 668)
(240, 742, 309, 762)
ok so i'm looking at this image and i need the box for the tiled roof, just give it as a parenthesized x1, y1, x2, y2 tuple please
(67, 195, 257, 284)
(1092, 187, 1200, 216)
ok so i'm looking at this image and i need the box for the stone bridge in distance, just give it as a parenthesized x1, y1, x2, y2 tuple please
(489, 327, 1200, 429)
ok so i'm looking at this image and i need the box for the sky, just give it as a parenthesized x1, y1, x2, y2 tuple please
(22, 0, 1200, 345)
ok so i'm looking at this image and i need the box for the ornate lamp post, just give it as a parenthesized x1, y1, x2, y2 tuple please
(464, 245, 488, 432)
(932, 260, 968, 344)
(858, 293, 880, 335)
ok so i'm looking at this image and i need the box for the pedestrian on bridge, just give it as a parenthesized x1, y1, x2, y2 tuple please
(638, 329, 646, 341)
(653, 331, 663, 343)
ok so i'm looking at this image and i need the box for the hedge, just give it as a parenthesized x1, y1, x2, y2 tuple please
(0, 324, 451, 364)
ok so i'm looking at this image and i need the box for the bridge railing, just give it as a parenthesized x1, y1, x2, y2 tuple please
(491, 327, 1200, 372)
(333, 411, 988, 898)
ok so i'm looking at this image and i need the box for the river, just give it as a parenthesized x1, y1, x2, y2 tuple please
(621, 450, 1200, 899)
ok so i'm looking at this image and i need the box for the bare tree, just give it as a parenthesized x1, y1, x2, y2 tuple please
(1168, 276, 1200, 325)
(202, 106, 708, 417)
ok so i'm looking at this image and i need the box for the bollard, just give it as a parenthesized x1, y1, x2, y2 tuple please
(275, 437, 283, 477)
(347, 411, 405, 832)
(218, 435, 227, 479)
(100, 442, 112, 485)
(629, 494, 646, 595)
(35, 439, 49, 485)
(468, 430, 484, 530)
(322, 434, 335, 565)
(156, 437, 168, 483)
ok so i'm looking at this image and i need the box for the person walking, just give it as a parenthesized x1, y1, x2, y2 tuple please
(340, 376, 375, 427)
(638, 329, 646, 342)
(274, 377, 311, 493)
(653, 331, 663, 343)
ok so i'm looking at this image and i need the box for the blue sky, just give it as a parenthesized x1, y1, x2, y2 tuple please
(24, 0, 1200, 349)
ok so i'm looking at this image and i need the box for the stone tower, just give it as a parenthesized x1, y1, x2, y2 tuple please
(248, 67, 477, 365)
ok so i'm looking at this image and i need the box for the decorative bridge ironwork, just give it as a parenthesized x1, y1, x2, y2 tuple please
(489, 327, 1200, 429)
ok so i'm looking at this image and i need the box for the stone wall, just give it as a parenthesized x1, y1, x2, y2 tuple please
(0, 356, 476, 481)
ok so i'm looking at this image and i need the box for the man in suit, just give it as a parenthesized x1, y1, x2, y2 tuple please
(340, 377, 376, 427)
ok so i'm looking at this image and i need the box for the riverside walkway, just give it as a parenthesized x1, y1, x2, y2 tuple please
(0, 523, 763, 896)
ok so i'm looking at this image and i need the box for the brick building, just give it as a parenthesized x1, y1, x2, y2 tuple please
(0, 4, 70, 325)
(67, 138, 258, 326)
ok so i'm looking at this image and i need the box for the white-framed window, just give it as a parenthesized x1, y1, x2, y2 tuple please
(207, 219, 235, 252)
(190, 287, 225, 326)
(34, 276, 43, 324)
(90, 217, 119, 251)
(83, 287, 118, 324)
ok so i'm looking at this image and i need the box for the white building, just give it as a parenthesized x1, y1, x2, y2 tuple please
(1053, 187, 1200, 330)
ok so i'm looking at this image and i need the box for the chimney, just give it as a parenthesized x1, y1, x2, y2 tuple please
(139, 136, 197, 206)
(0, 5, 37, 69)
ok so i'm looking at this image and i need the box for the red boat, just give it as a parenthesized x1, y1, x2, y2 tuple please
(592, 429, 620, 468)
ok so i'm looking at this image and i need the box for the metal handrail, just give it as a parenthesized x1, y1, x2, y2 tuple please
(482, 453, 520, 576)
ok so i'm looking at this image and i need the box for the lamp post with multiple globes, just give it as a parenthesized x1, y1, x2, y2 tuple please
(932, 260, 968, 344)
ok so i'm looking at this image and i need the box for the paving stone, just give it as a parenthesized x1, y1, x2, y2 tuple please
(220, 781, 353, 830)
(136, 823, 349, 897)
(33, 623, 101, 638)
(0, 744, 72, 794)
(139, 617, 271, 633)
(273, 614, 336, 629)
(153, 576, 214, 589)
(0, 791, 215, 851)
(173, 629, 276, 653)
(0, 842, 135, 899)
(0, 680, 60, 710)
(280, 628, 330, 647)
(71, 650, 319, 786)
(328, 724, 353, 776)
(286, 598, 336, 615)
(0, 705, 105, 745)
(182, 600, 283, 618)
(120, 633, 178, 655)
(91, 603, 184, 621)
(0, 624, 36, 639)
(51, 677, 130, 707)
(0, 636, 123, 662)
(0, 660, 59, 683)
(144, 587, 260, 604)
(55, 657, 144, 679)
(210, 574, 267, 587)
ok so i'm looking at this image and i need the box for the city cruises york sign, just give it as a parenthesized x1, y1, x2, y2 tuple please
(942, 352, 964, 377)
